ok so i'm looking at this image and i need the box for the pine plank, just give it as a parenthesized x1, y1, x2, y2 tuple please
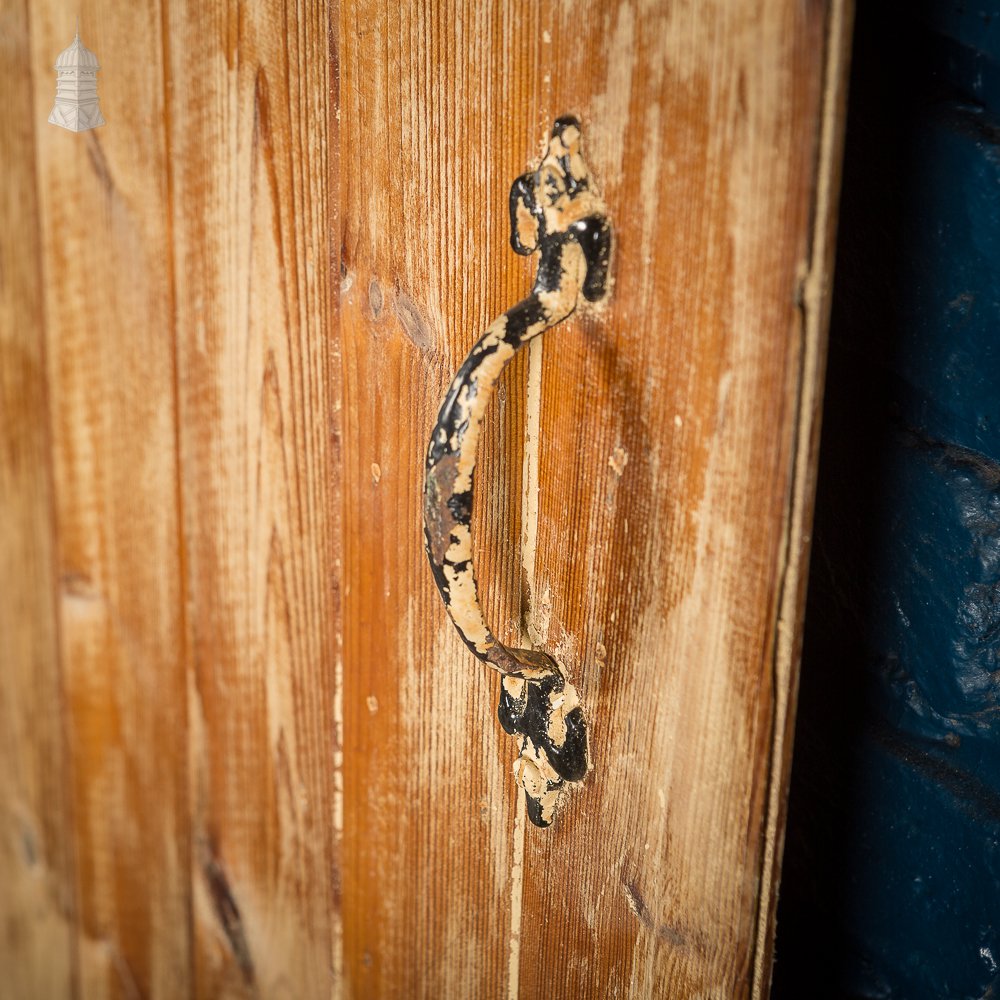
(165, 2, 341, 996)
(339, 0, 848, 997)
(517, 3, 848, 998)
(0, 1, 77, 994)
(337, 2, 548, 995)
(26, 2, 191, 996)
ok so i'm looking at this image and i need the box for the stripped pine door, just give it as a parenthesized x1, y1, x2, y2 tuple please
(0, 1, 850, 998)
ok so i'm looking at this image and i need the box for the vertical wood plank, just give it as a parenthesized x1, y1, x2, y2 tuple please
(166, 2, 341, 995)
(515, 2, 846, 997)
(0, 1, 77, 994)
(338, 2, 547, 996)
(26, 1, 191, 996)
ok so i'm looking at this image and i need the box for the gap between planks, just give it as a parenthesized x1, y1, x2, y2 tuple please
(750, 1, 855, 995)
(507, 332, 545, 998)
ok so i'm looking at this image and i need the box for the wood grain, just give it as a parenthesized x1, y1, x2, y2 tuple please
(518, 3, 849, 996)
(26, 2, 191, 996)
(3, 2, 340, 996)
(0, 2, 77, 995)
(2, 0, 846, 995)
(166, 2, 340, 996)
(338, 3, 541, 995)
(752, 4, 854, 992)
(338, 1, 848, 998)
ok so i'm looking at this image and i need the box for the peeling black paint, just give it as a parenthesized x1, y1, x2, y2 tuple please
(498, 672, 588, 783)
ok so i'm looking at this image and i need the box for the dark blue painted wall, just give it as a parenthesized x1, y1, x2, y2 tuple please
(773, 2, 1000, 997)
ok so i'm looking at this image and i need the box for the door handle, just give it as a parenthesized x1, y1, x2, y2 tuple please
(423, 117, 612, 827)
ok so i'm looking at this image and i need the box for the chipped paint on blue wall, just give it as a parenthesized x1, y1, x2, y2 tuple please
(774, 2, 1000, 997)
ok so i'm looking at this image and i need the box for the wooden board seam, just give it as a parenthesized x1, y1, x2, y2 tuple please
(750, 1, 855, 994)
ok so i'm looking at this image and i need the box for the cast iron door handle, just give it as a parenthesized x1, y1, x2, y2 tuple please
(423, 117, 612, 826)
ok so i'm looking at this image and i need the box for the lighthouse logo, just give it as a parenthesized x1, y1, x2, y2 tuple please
(48, 23, 105, 132)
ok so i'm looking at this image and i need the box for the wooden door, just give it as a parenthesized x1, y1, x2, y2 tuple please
(1, 1, 850, 997)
